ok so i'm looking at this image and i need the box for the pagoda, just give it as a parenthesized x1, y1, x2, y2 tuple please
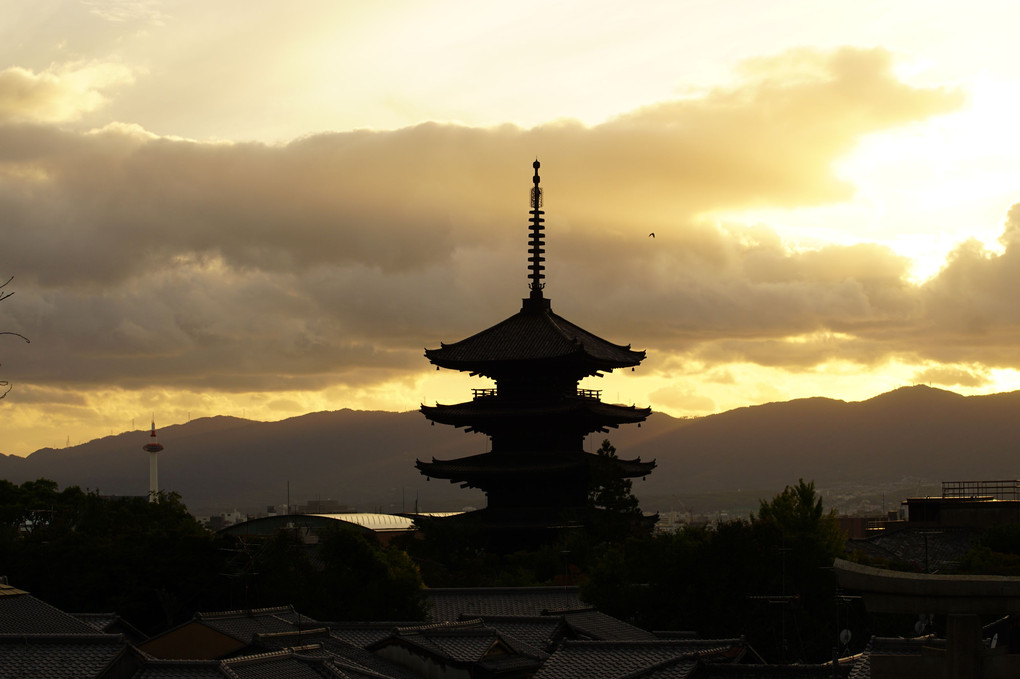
(417, 160, 654, 536)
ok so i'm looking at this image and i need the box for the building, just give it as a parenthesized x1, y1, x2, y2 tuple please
(417, 161, 654, 543)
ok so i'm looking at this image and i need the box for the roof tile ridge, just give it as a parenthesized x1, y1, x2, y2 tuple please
(324, 620, 410, 628)
(460, 613, 559, 622)
(0, 584, 28, 596)
(197, 604, 296, 620)
(559, 638, 698, 647)
(547, 311, 639, 353)
(613, 654, 699, 679)
(220, 647, 309, 666)
(430, 585, 579, 593)
(331, 656, 403, 679)
(255, 627, 330, 640)
(138, 657, 219, 666)
(396, 618, 487, 635)
(542, 606, 596, 615)
(541, 309, 584, 348)
(0, 632, 125, 642)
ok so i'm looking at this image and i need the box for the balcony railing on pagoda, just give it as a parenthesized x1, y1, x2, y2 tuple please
(472, 388, 498, 399)
(470, 388, 603, 400)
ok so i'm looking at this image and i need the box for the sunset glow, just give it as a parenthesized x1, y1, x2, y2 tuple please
(3, 1, 1020, 454)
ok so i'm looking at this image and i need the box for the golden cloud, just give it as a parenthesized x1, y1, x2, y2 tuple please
(0, 46, 989, 405)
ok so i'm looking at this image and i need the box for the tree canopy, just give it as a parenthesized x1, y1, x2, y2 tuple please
(0, 479, 226, 634)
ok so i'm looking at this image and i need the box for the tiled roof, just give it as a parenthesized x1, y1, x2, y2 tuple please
(843, 634, 944, 679)
(535, 640, 743, 679)
(74, 611, 149, 644)
(74, 612, 120, 632)
(550, 608, 660, 641)
(392, 626, 503, 663)
(218, 648, 342, 679)
(319, 636, 423, 679)
(0, 633, 126, 678)
(417, 449, 654, 488)
(427, 586, 585, 622)
(425, 304, 645, 372)
(538, 636, 754, 676)
(461, 614, 567, 652)
(847, 526, 978, 572)
(370, 619, 548, 675)
(621, 655, 698, 678)
(422, 399, 651, 427)
(0, 591, 101, 634)
(327, 623, 408, 649)
(418, 451, 587, 479)
(195, 606, 306, 643)
(131, 658, 223, 678)
(692, 663, 852, 678)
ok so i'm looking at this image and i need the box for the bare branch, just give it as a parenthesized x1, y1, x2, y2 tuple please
(0, 331, 29, 344)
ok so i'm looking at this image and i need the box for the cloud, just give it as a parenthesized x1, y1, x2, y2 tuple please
(0, 62, 134, 124)
(80, 0, 168, 24)
(912, 365, 991, 388)
(648, 384, 716, 413)
(0, 46, 978, 406)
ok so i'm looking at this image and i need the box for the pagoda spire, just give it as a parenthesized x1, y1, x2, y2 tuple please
(527, 159, 546, 300)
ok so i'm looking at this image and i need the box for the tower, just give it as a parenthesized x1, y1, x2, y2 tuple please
(141, 419, 164, 503)
(417, 160, 654, 542)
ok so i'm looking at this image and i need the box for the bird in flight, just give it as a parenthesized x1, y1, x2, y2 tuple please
(648, 232, 655, 238)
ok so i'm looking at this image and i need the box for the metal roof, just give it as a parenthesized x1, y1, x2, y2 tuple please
(309, 513, 416, 532)
(221, 512, 466, 538)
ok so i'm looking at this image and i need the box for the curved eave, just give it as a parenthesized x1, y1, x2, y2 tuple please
(420, 401, 651, 431)
(425, 351, 644, 378)
(417, 453, 588, 483)
(416, 451, 655, 484)
(424, 305, 646, 372)
(616, 457, 657, 478)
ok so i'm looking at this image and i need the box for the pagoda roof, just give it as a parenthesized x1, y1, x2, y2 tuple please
(425, 298, 645, 372)
(421, 399, 650, 432)
(417, 451, 655, 484)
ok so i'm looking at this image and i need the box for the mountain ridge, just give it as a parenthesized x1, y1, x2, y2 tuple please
(1, 385, 1016, 517)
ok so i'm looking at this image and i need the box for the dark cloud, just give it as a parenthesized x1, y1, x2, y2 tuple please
(0, 46, 982, 398)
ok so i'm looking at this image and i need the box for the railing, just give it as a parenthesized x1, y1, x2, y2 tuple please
(470, 388, 604, 400)
(942, 480, 1020, 501)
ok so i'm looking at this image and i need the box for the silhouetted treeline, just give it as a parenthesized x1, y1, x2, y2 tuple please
(0, 479, 426, 634)
(582, 479, 850, 663)
(0, 479, 227, 634)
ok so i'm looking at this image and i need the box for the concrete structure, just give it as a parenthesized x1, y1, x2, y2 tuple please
(834, 557, 1020, 678)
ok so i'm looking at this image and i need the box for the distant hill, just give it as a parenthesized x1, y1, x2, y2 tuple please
(1, 386, 1017, 517)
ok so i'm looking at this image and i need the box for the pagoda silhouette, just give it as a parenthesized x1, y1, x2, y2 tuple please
(416, 160, 654, 542)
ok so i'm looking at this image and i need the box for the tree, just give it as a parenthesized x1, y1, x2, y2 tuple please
(582, 480, 851, 664)
(588, 439, 641, 515)
(0, 275, 29, 399)
(0, 480, 229, 634)
(753, 479, 845, 556)
(246, 525, 427, 621)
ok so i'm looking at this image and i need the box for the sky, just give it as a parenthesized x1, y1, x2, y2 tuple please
(3, 0, 1020, 455)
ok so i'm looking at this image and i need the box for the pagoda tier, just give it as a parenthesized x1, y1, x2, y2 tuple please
(425, 296, 645, 381)
(418, 451, 653, 510)
(417, 451, 655, 486)
(421, 396, 650, 445)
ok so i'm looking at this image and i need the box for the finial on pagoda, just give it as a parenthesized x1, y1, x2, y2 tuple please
(528, 159, 546, 300)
